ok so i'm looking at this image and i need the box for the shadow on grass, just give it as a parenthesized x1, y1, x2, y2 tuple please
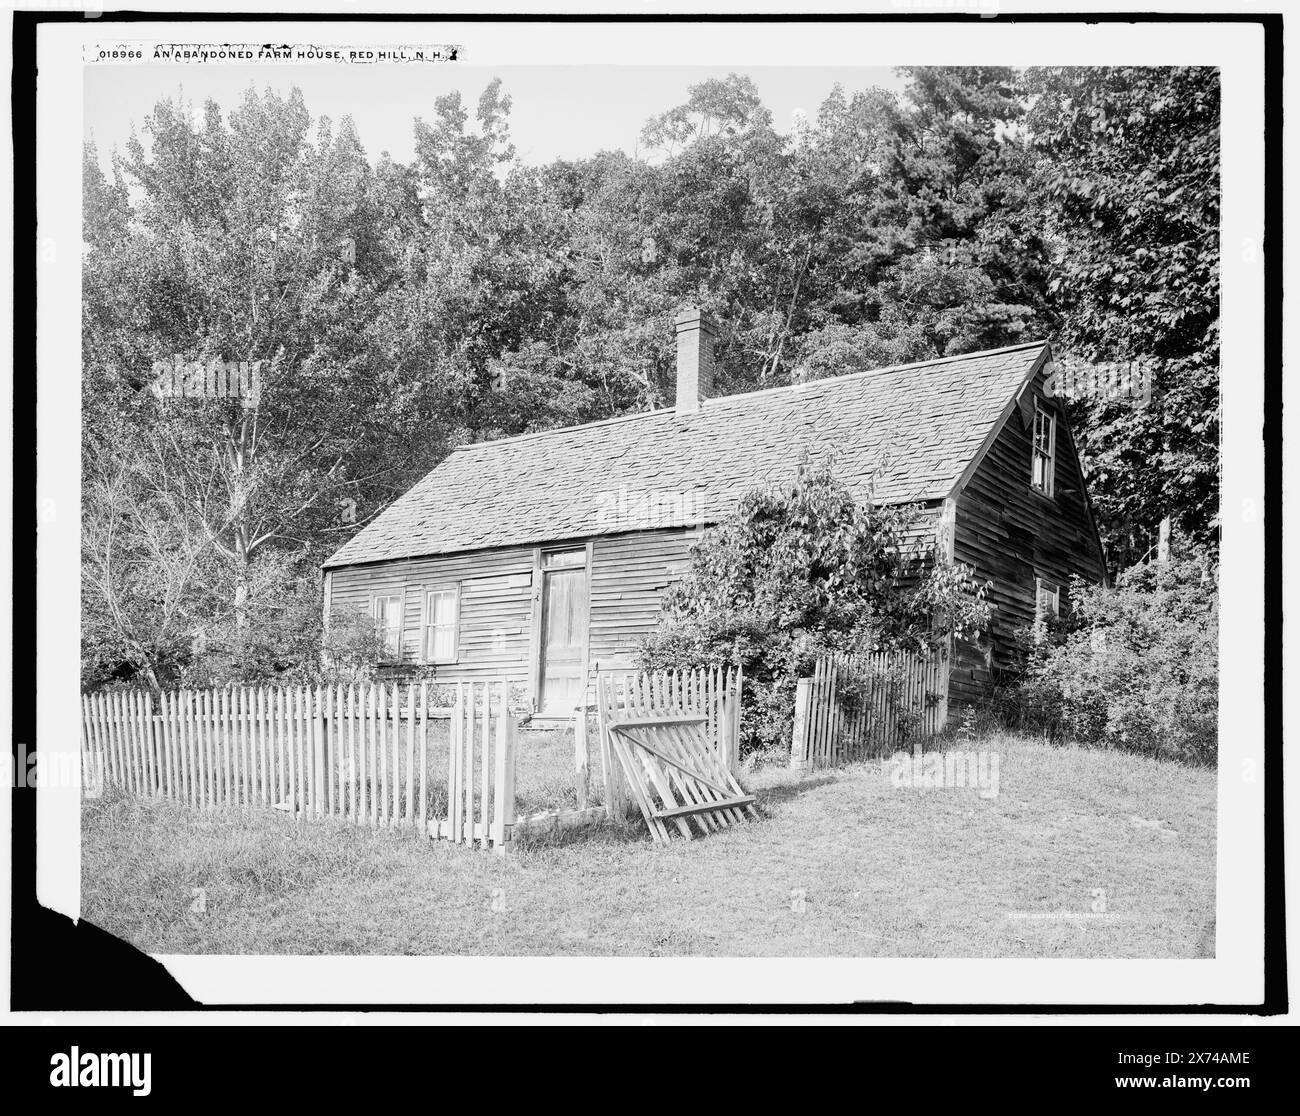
(751, 772, 841, 806)
(509, 817, 647, 853)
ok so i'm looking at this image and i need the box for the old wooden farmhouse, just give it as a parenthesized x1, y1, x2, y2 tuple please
(323, 309, 1107, 720)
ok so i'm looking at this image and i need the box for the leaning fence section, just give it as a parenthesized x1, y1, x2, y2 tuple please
(80, 681, 517, 853)
(593, 667, 746, 839)
(790, 650, 948, 769)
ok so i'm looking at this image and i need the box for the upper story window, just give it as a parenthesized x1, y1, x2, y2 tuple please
(371, 593, 403, 662)
(1032, 402, 1056, 497)
(424, 587, 460, 664)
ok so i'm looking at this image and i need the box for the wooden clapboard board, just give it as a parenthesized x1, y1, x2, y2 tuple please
(606, 714, 757, 843)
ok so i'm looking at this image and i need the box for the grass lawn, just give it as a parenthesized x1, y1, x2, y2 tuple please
(81, 732, 1216, 957)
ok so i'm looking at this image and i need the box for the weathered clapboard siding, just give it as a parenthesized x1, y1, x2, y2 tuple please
(327, 546, 537, 681)
(949, 374, 1107, 709)
(588, 527, 701, 674)
(899, 501, 947, 581)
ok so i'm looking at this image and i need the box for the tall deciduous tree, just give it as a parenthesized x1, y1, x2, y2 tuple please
(82, 88, 420, 684)
(1025, 66, 1220, 560)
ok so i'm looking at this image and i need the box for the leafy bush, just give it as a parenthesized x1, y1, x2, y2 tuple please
(315, 609, 393, 686)
(160, 575, 395, 690)
(638, 465, 990, 758)
(1008, 554, 1217, 764)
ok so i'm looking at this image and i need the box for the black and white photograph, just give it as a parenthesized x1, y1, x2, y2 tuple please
(8, 2, 1290, 1073)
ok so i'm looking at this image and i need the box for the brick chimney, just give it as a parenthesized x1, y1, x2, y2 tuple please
(674, 307, 717, 413)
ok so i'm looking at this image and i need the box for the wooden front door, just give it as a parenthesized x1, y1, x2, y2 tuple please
(538, 548, 588, 716)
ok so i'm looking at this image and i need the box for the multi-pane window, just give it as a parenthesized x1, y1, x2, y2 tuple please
(1032, 403, 1056, 497)
(424, 587, 460, 664)
(371, 593, 403, 662)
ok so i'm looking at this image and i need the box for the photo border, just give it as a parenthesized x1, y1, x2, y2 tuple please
(10, 6, 1285, 1016)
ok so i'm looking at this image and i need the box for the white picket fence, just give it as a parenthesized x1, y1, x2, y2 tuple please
(80, 681, 518, 852)
(81, 670, 747, 848)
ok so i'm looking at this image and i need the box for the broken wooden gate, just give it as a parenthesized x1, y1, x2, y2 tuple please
(595, 670, 756, 843)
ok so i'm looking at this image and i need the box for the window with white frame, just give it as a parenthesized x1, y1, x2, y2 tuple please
(423, 587, 460, 664)
(371, 593, 403, 662)
(1032, 402, 1056, 496)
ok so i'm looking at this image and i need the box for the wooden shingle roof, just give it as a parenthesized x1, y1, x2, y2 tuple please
(324, 340, 1050, 568)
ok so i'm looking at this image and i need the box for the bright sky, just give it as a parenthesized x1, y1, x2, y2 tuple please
(84, 65, 908, 167)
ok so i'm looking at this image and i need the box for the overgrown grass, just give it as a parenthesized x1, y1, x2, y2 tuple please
(81, 733, 1215, 958)
(513, 723, 607, 815)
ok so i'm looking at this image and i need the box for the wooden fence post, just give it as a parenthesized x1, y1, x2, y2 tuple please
(461, 684, 474, 844)
(381, 682, 392, 828)
(733, 663, 743, 772)
(449, 684, 462, 842)
(595, 676, 616, 819)
(290, 686, 301, 817)
(223, 688, 235, 807)
(790, 677, 812, 770)
(368, 682, 378, 827)
(937, 652, 950, 734)
(480, 683, 491, 846)
(144, 690, 156, 793)
(405, 683, 416, 828)
(110, 693, 123, 794)
(130, 692, 141, 794)
(574, 705, 589, 810)
(328, 682, 338, 818)
(79, 697, 93, 797)
(106, 694, 120, 793)
(313, 685, 325, 818)
(719, 692, 734, 774)
(596, 674, 629, 822)
(418, 682, 429, 835)
(93, 696, 108, 792)
(492, 709, 517, 854)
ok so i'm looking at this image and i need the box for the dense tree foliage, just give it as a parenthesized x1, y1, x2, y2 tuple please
(1024, 67, 1220, 561)
(82, 67, 1220, 689)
